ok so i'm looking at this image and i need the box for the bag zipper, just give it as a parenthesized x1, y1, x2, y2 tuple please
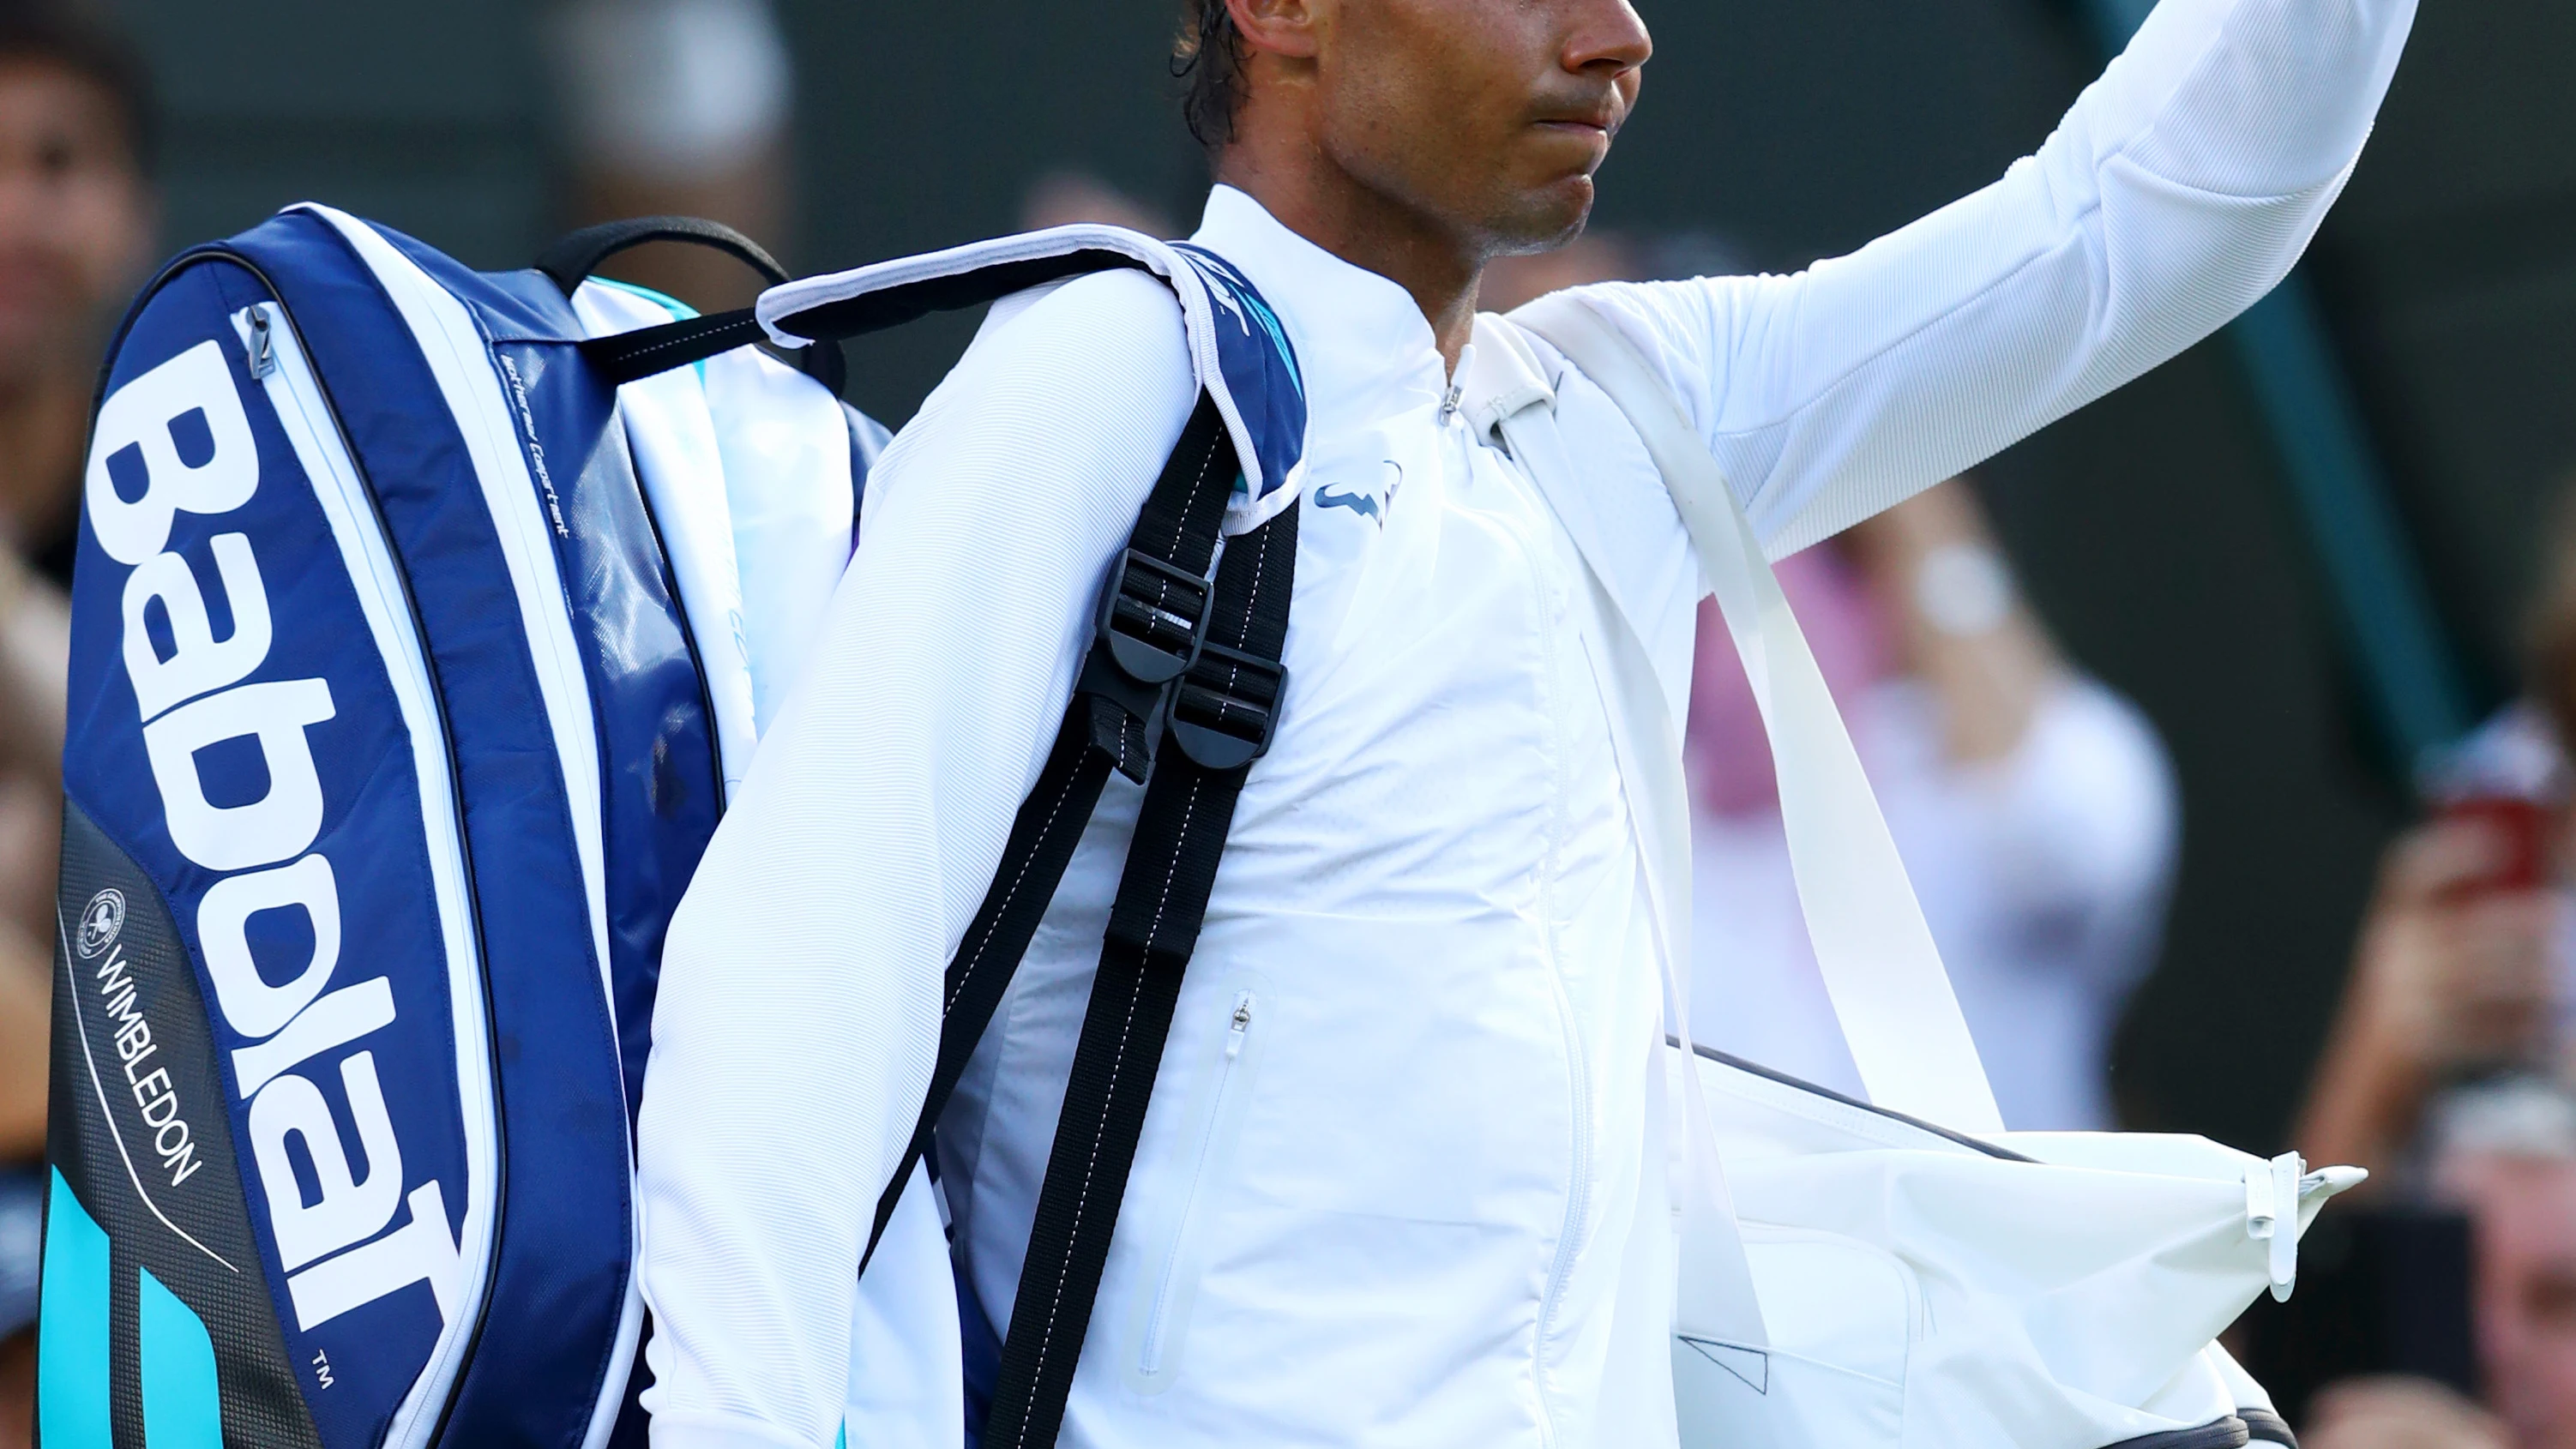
(232, 296, 500, 1449)
(246, 306, 277, 379)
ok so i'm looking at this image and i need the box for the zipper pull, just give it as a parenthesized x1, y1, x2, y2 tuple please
(1225, 993, 1254, 1060)
(1440, 382, 1463, 424)
(246, 308, 277, 379)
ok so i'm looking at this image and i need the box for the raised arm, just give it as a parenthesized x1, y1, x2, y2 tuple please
(1582, 0, 2415, 557)
(632, 270, 1195, 1448)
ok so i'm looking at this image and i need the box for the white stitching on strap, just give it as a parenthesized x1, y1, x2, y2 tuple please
(1011, 778, 1203, 1445)
(945, 761, 1086, 1015)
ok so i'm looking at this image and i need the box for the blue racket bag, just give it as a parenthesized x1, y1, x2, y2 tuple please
(40, 204, 867, 1449)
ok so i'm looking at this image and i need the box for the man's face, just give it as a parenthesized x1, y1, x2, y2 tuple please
(1299, 0, 1649, 257)
(0, 58, 151, 368)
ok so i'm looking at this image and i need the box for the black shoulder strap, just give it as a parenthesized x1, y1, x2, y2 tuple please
(574, 249, 1149, 396)
(979, 485, 1299, 1449)
(858, 390, 1248, 1266)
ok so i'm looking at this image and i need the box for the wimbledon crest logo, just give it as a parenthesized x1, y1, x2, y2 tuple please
(75, 888, 125, 959)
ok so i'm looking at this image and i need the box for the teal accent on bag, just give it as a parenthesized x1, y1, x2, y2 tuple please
(39, 1168, 111, 1449)
(141, 1266, 225, 1448)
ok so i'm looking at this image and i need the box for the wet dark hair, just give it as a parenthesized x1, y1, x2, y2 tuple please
(0, 3, 155, 174)
(1173, 0, 1249, 151)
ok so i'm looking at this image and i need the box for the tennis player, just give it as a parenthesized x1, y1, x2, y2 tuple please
(638, 0, 2417, 1443)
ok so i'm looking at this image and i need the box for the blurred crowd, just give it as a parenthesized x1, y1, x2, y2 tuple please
(0, 2, 2569, 1446)
(0, 4, 153, 1440)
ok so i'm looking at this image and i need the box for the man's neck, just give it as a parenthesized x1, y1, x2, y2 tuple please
(1213, 147, 1484, 376)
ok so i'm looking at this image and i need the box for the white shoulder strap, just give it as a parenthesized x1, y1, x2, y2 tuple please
(1510, 294, 2004, 1136)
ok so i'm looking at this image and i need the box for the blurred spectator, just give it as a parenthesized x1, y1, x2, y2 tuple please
(0, 3, 153, 586)
(2296, 776, 2563, 1183)
(551, 0, 792, 309)
(2296, 472, 2576, 1187)
(0, 540, 54, 1449)
(0, 544, 60, 1139)
(1680, 481, 2180, 1127)
(2423, 1082, 2576, 1448)
(0, 9, 152, 1442)
(2290, 731, 2576, 1444)
(2307, 1377, 2517, 1449)
(2290, 476, 2576, 1446)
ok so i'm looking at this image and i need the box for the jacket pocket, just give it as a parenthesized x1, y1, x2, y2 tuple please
(1119, 971, 1273, 1397)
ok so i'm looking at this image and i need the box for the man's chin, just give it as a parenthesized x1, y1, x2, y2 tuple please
(1489, 179, 1598, 257)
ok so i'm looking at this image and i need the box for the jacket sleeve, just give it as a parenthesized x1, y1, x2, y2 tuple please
(631, 269, 1198, 1449)
(1580, 0, 2416, 558)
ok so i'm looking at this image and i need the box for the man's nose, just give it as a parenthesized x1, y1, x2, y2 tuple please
(1566, 0, 1652, 75)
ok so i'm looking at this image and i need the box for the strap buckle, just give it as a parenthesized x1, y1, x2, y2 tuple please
(1094, 547, 1210, 686)
(1076, 548, 1216, 777)
(1169, 639, 1288, 770)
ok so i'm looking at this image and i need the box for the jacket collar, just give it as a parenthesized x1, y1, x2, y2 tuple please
(1189, 185, 1449, 429)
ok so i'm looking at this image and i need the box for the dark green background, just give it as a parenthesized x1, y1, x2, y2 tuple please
(111, 0, 2576, 1152)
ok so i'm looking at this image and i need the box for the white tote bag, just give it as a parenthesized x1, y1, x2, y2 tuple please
(1506, 296, 2361, 1449)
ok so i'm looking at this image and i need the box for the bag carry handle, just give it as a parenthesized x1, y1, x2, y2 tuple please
(539, 215, 848, 397)
(537, 214, 795, 294)
(1513, 293, 2005, 1137)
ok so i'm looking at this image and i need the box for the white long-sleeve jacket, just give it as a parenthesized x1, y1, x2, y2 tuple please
(634, 0, 2415, 1441)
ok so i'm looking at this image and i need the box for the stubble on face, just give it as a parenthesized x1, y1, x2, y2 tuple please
(1311, 0, 1645, 263)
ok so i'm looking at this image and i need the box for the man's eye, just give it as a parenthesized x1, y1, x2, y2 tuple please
(36, 136, 75, 177)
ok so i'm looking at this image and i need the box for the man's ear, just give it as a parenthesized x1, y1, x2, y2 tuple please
(1227, 0, 1323, 61)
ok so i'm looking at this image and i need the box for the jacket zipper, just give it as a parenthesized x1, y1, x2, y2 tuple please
(1472, 410, 1591, 1446)
(1136, 990, 1257, 1379)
